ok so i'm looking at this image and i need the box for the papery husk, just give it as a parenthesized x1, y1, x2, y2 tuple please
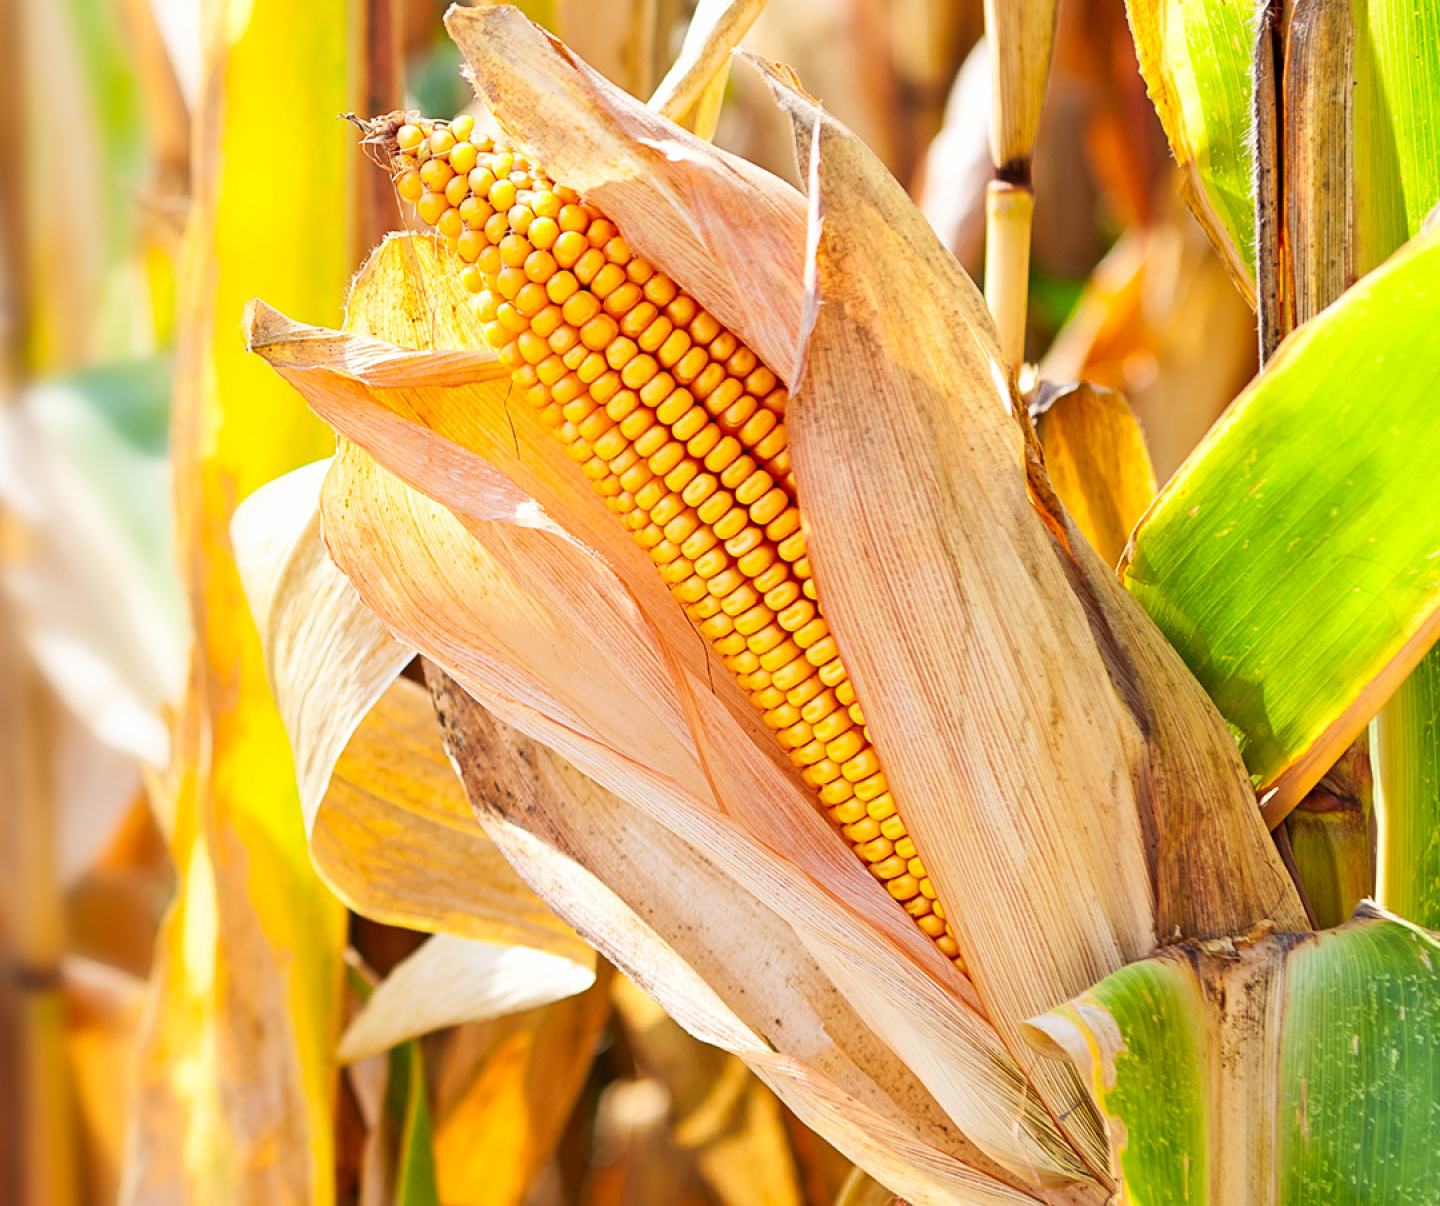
(648, 0, 767, 136)
(426, 667, 1092, 1204)
(246, 226, 1103, 1186)
(239, 436, 1073, 1198)
(252, 238, 975, 990)
(761, 61, 1305, 1175)
(338, 932, 593, 1061)
(318, 441, 1090, 1189)
(233, 464, 595, 1030)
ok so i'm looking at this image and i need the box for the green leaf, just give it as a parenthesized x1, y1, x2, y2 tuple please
(1352, 0, 1440, 275)
(1127, 0, 1440, 295)
(1122, 227, 1440, 818)
(1375, 647, 1440, 929)
(1027, 906, 1440, 1202)
(1124, 0, 1257, 292)
(385, 1039, 440, 1206)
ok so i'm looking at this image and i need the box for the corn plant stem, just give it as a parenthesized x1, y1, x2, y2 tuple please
(1252, 0, 1288, 364)
(984, 179, 1033, 374)
(356, 0, 403, 256)
(0, 610, 77, 1206)
(1, 7, 74, 1196)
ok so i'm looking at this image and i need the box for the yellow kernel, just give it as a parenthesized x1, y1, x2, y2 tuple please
(449, 139, 478, 175)
(483, 212, 510, 244)
(562, 292, 601, 326)
(553, 230, 588, 268)
(396, 169, 423, 201)
(581, 314, 620, 351)
(558, 203, 590, 232)
(524, 249, 557, 283)
(428, 126, 456, 155)
(436, 207, 463, 239)
(508, 204, 535, 235)
(396, 124, 424, 151)
(459, 196, 492, 229)
(445, 173, 469, 207)
(420, 157, 453, 192)
(529, 216, 560, 250)
(496, 233, 528, 268)
(456, 229, 485, 262)
(460, 264, 483, 293)
(468, 167, 496, 197)
(489, 178, 517, 210)
(416, 190, 448, 226)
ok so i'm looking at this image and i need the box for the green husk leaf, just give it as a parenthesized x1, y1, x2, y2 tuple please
(1026, 906, 1440, 1201)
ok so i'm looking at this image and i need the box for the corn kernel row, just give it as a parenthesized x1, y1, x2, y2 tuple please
(381, 113, 962, 967)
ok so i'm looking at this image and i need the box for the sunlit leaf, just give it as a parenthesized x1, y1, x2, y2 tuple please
(339, 932, 594, 1061)
(122, 0, 358, 1199)
(1028, 905, 1440, 1201)
(1123, 0, 1256, 295)
(1352, 0, 1440, 276)
(1122, 227, 1440, 822)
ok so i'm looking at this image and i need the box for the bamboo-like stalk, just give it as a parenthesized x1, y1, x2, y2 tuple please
(984, 180, 1033, 373)
(981, 0, 1059, 376)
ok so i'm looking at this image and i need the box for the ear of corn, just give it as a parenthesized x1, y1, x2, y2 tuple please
(368, 112, 964, 970)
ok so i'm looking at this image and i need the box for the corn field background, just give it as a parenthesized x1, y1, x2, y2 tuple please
(2, 0, 1438, 1203)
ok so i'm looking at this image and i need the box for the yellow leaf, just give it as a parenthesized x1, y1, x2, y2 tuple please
(122, 0, 358, 1199)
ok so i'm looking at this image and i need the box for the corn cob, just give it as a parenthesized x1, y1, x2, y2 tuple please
(370, 112, 963, 968)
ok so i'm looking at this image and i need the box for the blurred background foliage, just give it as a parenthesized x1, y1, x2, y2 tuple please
(0, 0, 1264, 1202)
